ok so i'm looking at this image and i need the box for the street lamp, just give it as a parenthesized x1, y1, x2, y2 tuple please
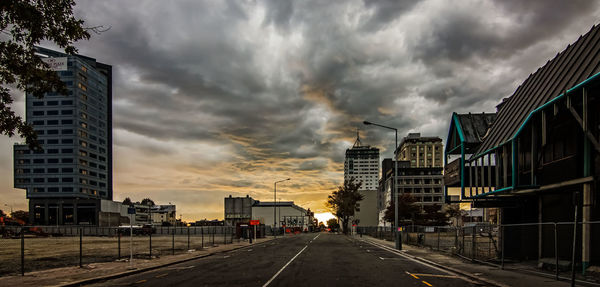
(363, 120, 401, 250)
(4, 204, 13, 215)
(274, 178, 290, 237)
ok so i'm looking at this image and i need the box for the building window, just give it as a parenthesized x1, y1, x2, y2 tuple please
(62, 139, 73, 144)
(78, 83, 87, 91)
(33, 187, 45, 192)
(61, 148, 73, 153)
(33, 120, 44, 125)
(61, 120, 73, 125)
(47, 101, 59, 106)
(48, 178, 59, 183)
(61, 110, 73, 115)
(47, 130, 59, 135)
(47, 168, 59, 173)
(48, 187, 59, 192)
(33, 111, 44, 116)
(62, 158, 73, 163)
(62, 187, 73, 192)
(61, 168, 73, 173)
(62, 100, 73, 105)
(47, 149, 58, 154)
(47, 120, 59, 125)
(62, 177, 73, 182)
(33, 178, 44, 183)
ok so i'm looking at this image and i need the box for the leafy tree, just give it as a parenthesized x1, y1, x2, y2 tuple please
(10, 210, 29, 224)
(122, 197, 133, 206)
(445, 204, 465, 226)
(0, 209, 5, 217)
(326, 218, 339, 230)
(141, 198, 155, 206)
(420, 204, 449, 226)
(384, 193, 421, 225)
(318, 221, 326, 229)
(326, 177, 364, 234)
(0, 0, 90, 148)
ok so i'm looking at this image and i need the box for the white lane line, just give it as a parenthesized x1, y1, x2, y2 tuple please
(313, 234, 320, 241)
(262, 245, 308, 287)
(379, 257, 384, 260)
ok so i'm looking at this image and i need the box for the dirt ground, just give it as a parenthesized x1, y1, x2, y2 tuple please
(0, 233, 236, 276)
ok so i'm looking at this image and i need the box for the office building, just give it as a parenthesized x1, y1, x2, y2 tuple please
(396, 133, 443, 168)
(13, 47, 112, 225)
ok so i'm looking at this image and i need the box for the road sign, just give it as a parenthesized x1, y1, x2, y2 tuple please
(127, 207, 136, 214)
(250, 220, 260, 225)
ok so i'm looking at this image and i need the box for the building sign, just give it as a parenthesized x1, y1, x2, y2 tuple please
(42, 57, 68, 71)
(249, 220, 260, 225)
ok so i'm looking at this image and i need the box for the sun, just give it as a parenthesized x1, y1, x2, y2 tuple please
(314, 212, 336, 225)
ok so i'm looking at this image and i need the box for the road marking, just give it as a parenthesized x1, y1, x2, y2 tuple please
(379, 257, 384, 260)
(155, 273, 168, 278)
(223, 255, 230, 258)
(422, 280, 433, 286)
(412, 273, 458, 278)
(248, 249, 253, 252)
(406, 271, 420, 279)
(262, 245, 308, 287)
(165, 265, 194, 270)
(135, 279, 147, 284)
(313, 234, 320, 241)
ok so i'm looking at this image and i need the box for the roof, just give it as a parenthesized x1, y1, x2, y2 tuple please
(475, 24, 600, 155)
(456, 113, 496, 144)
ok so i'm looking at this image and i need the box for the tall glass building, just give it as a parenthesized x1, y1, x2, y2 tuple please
(13, 47, 112, 225)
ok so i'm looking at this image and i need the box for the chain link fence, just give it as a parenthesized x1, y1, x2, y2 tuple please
(0, 225, 242, 276)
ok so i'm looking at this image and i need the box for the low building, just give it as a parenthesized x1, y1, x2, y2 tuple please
(224, 195, 255, 226)
(151, 204, 176, 226)
(252, 201, 313, 231)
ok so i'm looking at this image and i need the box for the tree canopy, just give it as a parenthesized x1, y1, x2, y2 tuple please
(326, 177, 363, 234)
(326, 218, 339, 229)
(141, 198, 155, 206)
(122, 197, 133, 206)
(384, 193, 421, 225)
(0, 0, 90, 148)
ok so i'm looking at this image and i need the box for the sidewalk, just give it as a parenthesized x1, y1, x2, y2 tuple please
(360, 235, 592, 287)
(0, 236, 274, 287)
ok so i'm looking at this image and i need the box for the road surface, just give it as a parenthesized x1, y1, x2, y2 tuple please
(88, 232, 481, 286)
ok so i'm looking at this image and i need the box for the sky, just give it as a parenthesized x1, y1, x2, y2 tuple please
(1, 0, 599, 221)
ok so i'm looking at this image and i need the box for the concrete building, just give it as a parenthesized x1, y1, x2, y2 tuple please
(224, 195, 255, 226)
(13, 47, 112, 225)
(396, 133, 443, 168)
(150, 205, 176, 226)
(344, 131, 380, 227)
(252, 201, 313, 231)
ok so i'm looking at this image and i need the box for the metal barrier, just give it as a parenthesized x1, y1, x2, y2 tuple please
(0, 225, 238, 276)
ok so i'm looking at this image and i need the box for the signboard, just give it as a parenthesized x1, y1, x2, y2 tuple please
(127, 207, 136, 214)
(397, 227, 403, 232)
(42, 57, 68, 71)
(249, 220, 260, 225)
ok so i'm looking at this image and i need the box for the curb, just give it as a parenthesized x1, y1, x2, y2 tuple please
(57, 238, 276, 287)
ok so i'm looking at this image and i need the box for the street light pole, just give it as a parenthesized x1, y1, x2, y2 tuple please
(274, 178, 290, 237)
(364, 120, 401, 250)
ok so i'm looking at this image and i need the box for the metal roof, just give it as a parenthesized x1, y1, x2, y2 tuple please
(475, 24, 600, 156)
(456, 113, 496, 144)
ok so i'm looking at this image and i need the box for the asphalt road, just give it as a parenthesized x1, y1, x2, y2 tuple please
(88, 233, 481, 287)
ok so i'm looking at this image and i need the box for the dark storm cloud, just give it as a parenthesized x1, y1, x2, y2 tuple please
(73, 0, 600, 168)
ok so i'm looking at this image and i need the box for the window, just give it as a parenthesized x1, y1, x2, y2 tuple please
(33, 187, 45, 192)
(33, 111, 44, 116)
(62, 100, 73, 105)
(99, 165, 106, 170)
(89, 162, 97, 168)
(47, 139, 59, 144)
(47, 110, 59, 116)
(61, 110, 73, 115)
(81, 94, 87, 101)
(33, 101, 44, 106)
(33, 178, 44, 182)
(33, 159, 44, 164)
(47, 120, 59, 125)
(47, 168, 59, 173)
(79, 150, 88, 157)
(78, 83, 87, 91)
(80, 178, 88, 184)
(62, 139, 73, 144)
(62, 129, 73, 134)
(79, 140, 87, 147)
(47, 101, 59, 106)
(89, 171, 97, 176)
(47, 130, 59, 135)
(79, 169, 88, 175)
(80, 112, 87, 120)
(17, 159, 30, 164)
(33, 120, 44, 125)
(61, 149, 73, 154)
(62, 177, 73, 182)
(48, 187, 59, 192)
(34, 130, 44, 135)
(47, 149, 59, 154)
(89, 153, 97, 159)
(48, 178, 59, 183)
(61, 120, 73, 124)
(62, 158, 73, 163)
(61, 168, 73, 173)
(62, 187, 73, 192)
(81, 66, 87, 73)
(80, 122, 88, 129)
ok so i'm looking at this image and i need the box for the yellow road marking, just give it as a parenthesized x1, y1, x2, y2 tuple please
(422, 280, 433, 286)
(155, 273, 168, 278)
(405, 271, 420, 279)
(412, 273, 458, 278)
(135, 279, 147, 284)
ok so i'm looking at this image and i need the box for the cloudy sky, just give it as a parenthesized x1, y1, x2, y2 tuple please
(1, 0, 599, 221)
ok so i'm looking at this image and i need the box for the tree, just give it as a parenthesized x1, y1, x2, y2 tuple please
(326, 177, 364, 234)
(318, 221, 326, 230)
(141, 198, 155, 206)
(420, 204, 450, 226)
(122, 197, 133, 206)
(10, 210, 29, 224)
(326, 218, 339, 230)
(383, 193, 421, 225)
(1, 0, 90, 148)
(445, 204, 465, 226)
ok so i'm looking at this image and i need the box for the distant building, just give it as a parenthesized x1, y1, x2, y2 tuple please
(13, 47, 112, 225)
(396, 133, 443, 168)
(252, 201, 313, 231)
(151, 204, 176, 226)
(224, 195, 255, 226)
(344, 131, 380, 227)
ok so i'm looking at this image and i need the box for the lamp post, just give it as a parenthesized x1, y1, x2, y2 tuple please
(274, 178, 290, 237)
(364, 120, 401, 250)
(4, 204, 13, 215)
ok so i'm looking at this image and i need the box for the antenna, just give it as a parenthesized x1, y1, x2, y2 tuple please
(353, 128, 362, 148)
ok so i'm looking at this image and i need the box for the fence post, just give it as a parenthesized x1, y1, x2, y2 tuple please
(187, 226, 190, 250)
(79, 227, 83, 268)
(212, 227, 215, 246)
(118, 231, 121, 259)
(462, 227, 465, 255)
(454, 227, 458, 253)
(223, 227, 226, 244)
(149, 231, 152, 259)
(21, 229, 24, 276)
(172, 228, 175, 255)
(437, 227, 441, 251)
(554, 223, 559, 280)
(201, 227, 204, 249)
(471, 226, 476, 261)
(501, 225, 505, 269)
